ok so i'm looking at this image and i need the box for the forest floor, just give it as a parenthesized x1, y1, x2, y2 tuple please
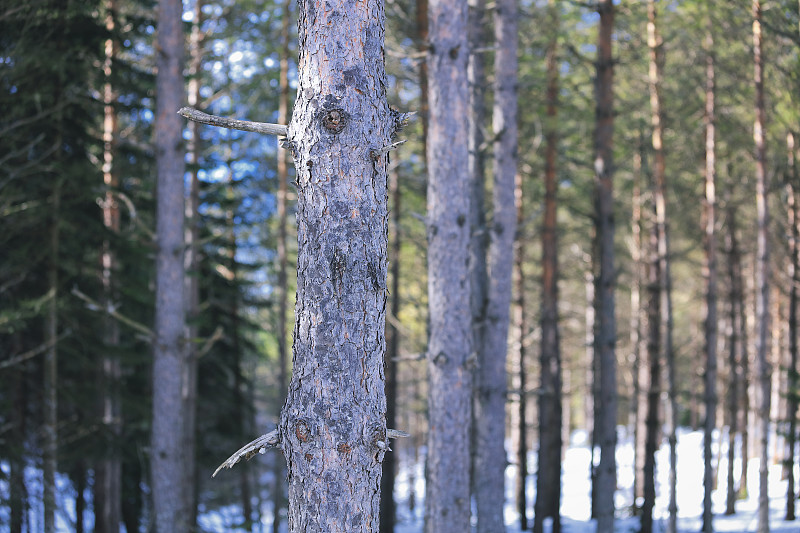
(393, 428, 800, 533)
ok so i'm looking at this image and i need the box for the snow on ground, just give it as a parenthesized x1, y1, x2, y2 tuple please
(3, 428, 798, 532)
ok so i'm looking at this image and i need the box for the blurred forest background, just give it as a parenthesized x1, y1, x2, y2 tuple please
(1, 0, 800, 532)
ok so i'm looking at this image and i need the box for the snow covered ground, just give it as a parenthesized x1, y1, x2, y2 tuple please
(394, 428, 800, 533)
(3, 428, 798, 532)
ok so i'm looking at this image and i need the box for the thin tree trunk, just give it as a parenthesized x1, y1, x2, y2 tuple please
(702, 20, 718, 533)
(468, 0, 490, 522)
(725, 199, 741, 515)
(44, 178, 61, 533)
(272, 2, 291, 530)
(277, 0, 394, 527)
(380, 163, 401, 533)
(96, 1, 122, 530)
(647, 3, 678, 531)
(151, 0, 187, 529)
(752, 2, 771, 532)
(534, 3, 561, 532)
(632, 130, 647, 514)
(514, 170, 529, 530)
(786, 132, 798, 521)
(642, 208, 661, 533)
(424, 0, 472, 528)
(183, 1, 203, 527)
(593, 2, 617, 531)
(585, 248, 597, 518)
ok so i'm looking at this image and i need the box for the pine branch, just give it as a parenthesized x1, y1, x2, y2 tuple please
(71, 286, 154, 339)
(212, 429, 280, 478)
(179, 107, 288, 136)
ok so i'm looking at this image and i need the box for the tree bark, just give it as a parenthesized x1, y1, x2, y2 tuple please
(785, 131, 798, 522)
(273, 2, 291, 530)
(534, 3, 561, 532)
(151, 0, 187, 530)
(752, 2, 771, 532)
(647, 3, 678, 531)
(424, 0, 472, 529)
(183, 1, 203, 527)
(96, 2, 123, 531)
(277, 0, 394, 528)
(724, 198, 741, 515)
(702, 20, 718, 533)
(632, 131, 647, 513)
(514, 171, 529, 530)
(592, 2, 617, 532)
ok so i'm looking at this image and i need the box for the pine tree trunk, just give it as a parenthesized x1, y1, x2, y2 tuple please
(380, 163, 401, 533)
(514, 171, 529, 530)
(96, 1, 122, 530)
(752, 2, 771, 532)
(468, 0, 490, 524)
(725, 200, 741, 516)
(647, 4, 678, 530)
(702, 20, 718, 533)
(534, 3, 561, 532)
(277, 0, 394, 527)
(183, 1, 203, 526)
(785, 132, 799, 519)
(424, 0, 472, 529)
(785, 132, 798, 521)
(151, 0, 187, 529)
(593, 2, 617, 531)
(272, 3, 291, 530)
(632, 131, 647, 513)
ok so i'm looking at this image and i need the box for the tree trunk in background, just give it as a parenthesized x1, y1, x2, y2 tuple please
(273, 2, 291, 530)
(514, 171, 529, 530)
(151, 0, 187, 529)
(725, 201, 741, 516)
(632, 131, 647, 513)
(592, 2, 617, 531)
(96, 1, 122, 531)
(586, 246, 597, 519)
(786, 132, 799, 521)
(642, 207, 661, 533)
(424, 0, 472, 528)
(468, 0, 490, 523)
(278, 0, 394, 526)
(183, 1, 203, 527)
(534, 3, 561, 532)
(646, 4, 678, 531)
(702, 20, 718, 533)
(380, 163, 401, 533)
(752, 2, 771, 532)
(416, 0, 429, 149)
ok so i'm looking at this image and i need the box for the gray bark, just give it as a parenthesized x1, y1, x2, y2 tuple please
(151, 0, 187, 530)
(702, 22, 718, 533)
(277, 0, 394, 528)
(785, 132, 798, 522)
(752, 2, 771, 532)
(475, 0, 518, 529)
(534, 3, 561, 532)
(592, 2, 617, 531)
(424, 0, 473, 529)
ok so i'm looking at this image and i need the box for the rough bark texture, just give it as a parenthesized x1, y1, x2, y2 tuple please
(786, 132, 798, 522)
(513, 170, 529, 531)
(273, 3, 291, 531)
(534, 3, 561, 532)
(96, 2, 122, 530)
(277, 0, 393, 528)
(592, 3, 617, 532)
(752, 2, 771, 532)
(151, 0, 187, 530)
(424, 0, 472, 529)
(702, 22, 718, 533)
